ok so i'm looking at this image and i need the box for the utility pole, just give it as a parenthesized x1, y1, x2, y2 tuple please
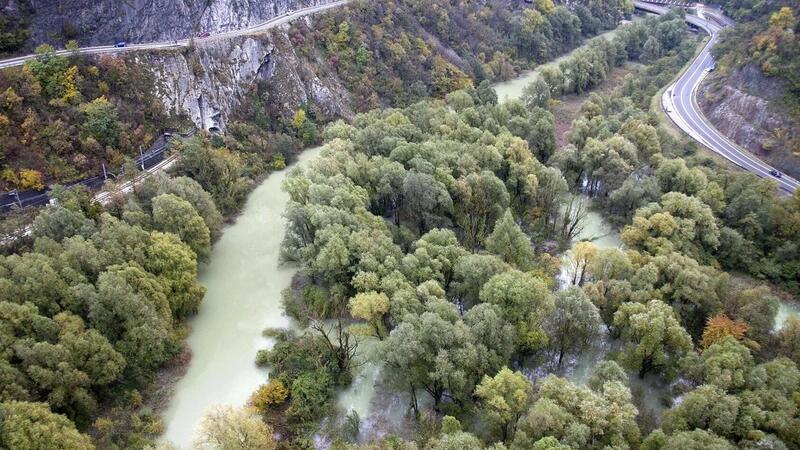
(10, 189, 21, 208)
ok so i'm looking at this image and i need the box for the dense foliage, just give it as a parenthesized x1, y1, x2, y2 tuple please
(2, 2, 799, 449)
(708, 1, 800, 173)
(0, 45, 172, 189)
(255, 10, 800, 449)
(0, 173, 222, 447)
(290, 0, 633, 109)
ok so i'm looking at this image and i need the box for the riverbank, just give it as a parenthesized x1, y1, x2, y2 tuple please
(160, 146, 324, 448)
(492, 17, 641, 103)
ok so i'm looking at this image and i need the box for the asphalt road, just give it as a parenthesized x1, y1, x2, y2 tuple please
(0, 0, 349, 70)
(635, 2, 798, 193)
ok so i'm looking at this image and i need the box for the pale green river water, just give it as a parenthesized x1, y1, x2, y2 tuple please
(492, 18, 640, 103)
(161, 147, 323, 448)
(160, 26, 798, 440)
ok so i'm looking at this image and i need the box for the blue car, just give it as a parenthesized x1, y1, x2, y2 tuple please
(114, 42, 126, 48)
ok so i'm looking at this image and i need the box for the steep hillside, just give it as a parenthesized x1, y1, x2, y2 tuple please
(0, 0, 632, 191)
(699, 1, 800, 177)
(699, 63, 800, 178)
(8, 0, 336, 48)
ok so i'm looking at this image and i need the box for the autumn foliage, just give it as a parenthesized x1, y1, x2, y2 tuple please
(700, 314, 752, 350)
(249, 379, 289, 413)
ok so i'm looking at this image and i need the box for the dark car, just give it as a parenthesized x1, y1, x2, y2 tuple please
(197, 31, 211, 38)
(769, 169, 782, 178)
(114, 42, 126, 48)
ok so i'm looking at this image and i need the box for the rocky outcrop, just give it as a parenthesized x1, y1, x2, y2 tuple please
(26, 0, 336, 47)
(138, 27, 350, 132)
(698, 63, 800, 177)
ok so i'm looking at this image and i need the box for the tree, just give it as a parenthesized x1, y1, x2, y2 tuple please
(194, 406, 277, 450)
(546, 287, 602, 368)
(453, 171, 510, 250)
(641, 429, 733, 450)
(145, 175, 224, 240)
(402, 170, 452, 234)
(450, 254, 509, 310)
(513, 374, 640, 449)
(151, 194, 211, 261)
(384, 301, 486, 410)
(555, 195, 588, 243)
(528, 436, 571, 450)
(348, 291, 390, 339)
(145, 231, 206, 320)
(769, 7, 797, 29)
(622, 192, 719, 261)
(659, 385, 742, 440)
(0, 401, 94, 450)
(429, 431, 483, 450)
(463, 304, 516, 375)
(630, 252, 728, 339)
(78, 96, 120, 147)
(292, 109, 317, 144)
(474, 367, 532, 440)
(563, 241, 597, 286)
(587, 360, 628, 392)
(614, 300, 693, 377)
(480, 270, 554, 352)
(778, 316, 800, 366)
(641, 36, 662, 63)
(250, 379, 288, 413)
(25, 45, 71, 100)
(621, 119, 660, 161)
(540, 65, 565, 96)
(92, 265, 173, 383)
(700, 314, 754, 350)
(485, 210, 534, 270)
(17, 169, 44, 191)
(521, 78, 551, 110)
(723, 287, 779, 346)
(682, 337, 753, 392)
(32, 206, 96, 243)
(174, 137, 252, 215)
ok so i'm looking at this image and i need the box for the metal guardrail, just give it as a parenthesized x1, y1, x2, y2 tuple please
(0, 130, 195, 212)
(641, 0, 695, 7)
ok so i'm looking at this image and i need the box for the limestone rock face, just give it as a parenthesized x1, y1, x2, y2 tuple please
(139, 28, 350, 132)
(27, 0, 332, 46)
(698, 63, 800, 178)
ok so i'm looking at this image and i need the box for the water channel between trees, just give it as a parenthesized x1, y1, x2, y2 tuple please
(161, 147, 323, 448)
(492, 18, 639, 103)
(159, 23, 800, 441)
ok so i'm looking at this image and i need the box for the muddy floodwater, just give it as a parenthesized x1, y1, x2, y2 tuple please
(161, 147, 323, 448)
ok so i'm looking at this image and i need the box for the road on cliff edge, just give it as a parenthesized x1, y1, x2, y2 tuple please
(0, 0, 350, 70)
(634, 1, 799, 193)
(0, 0, 349, 243)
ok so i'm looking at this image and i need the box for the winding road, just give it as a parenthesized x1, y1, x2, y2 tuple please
(0, 0, 349, 70)
(635, 1, 798, 193)
(2, 0, 794, 194)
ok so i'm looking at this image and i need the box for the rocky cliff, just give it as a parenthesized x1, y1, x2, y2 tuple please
(137, 25, 350, 132)
(24, 0, 334, 46)
(698, 63, 800, 178)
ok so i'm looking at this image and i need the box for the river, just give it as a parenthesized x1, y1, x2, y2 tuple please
(492, 18, 640, 103)
(161, 146, 323, 448)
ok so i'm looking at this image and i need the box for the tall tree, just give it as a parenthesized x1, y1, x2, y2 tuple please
(546, 287, 602, 368)
(614, 300, 693, 377)
(474, 367, 532, 441)
(485, 210, 534, 270)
